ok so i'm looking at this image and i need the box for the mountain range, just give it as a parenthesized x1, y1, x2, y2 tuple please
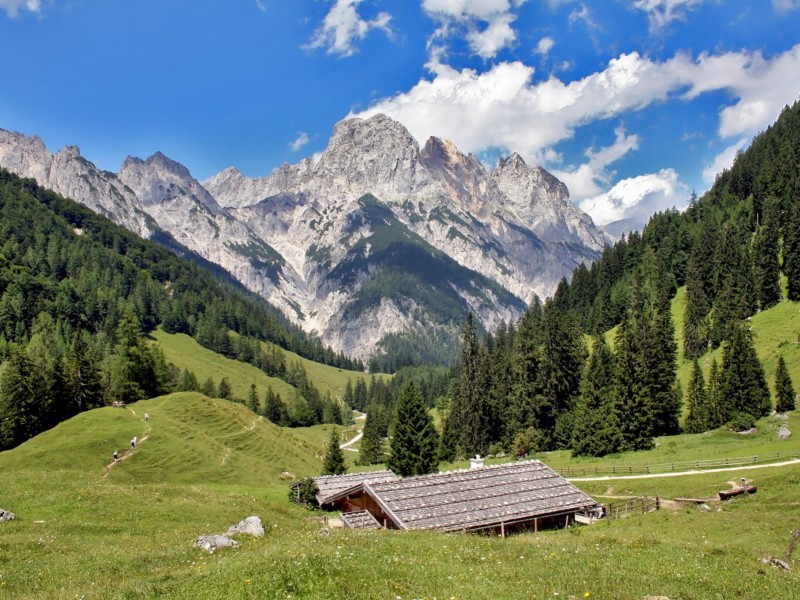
(0, 114, 606, 362)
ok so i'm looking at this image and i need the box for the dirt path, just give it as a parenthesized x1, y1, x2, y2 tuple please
(102, 434, 150, 479)
(340, 412, 366, 452)
(567, 458, 800, 482)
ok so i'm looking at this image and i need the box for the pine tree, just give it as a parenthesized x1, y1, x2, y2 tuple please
(784, 200, 800, 301)
(774, 355, 796, 413)
(683, 360, 709, 433)
(388, 382, 439, 476)
(719, 323, 771, 421)
(246, 383, 259, 413)
(263, 387, 286, 425)
(65, 330, 104, 412)
(0, 346, 39, 450)
(706, 358, 724, 428)
(217, 377, 232, 400)
(753, 198, 782, 310)
(646, 292, 681, 437)
(506, 304, 542, 449)
(357, 406, 385, 465)
(201, 377, 216, 397)
(322, 427, 347, 475)
(571, 338, 621, 457)
(447, 314, 490, 457)
(683, 248, 710, 359)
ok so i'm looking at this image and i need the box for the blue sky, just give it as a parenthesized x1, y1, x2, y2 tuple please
(1, 1, 799, 228)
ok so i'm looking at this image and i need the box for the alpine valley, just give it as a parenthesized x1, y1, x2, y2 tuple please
(0, 114, 605, 363)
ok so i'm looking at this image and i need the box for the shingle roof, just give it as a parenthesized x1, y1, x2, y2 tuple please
(313, 469, 398, 505)
(364, 460, 596, 532)
(340, 510, 382, 530)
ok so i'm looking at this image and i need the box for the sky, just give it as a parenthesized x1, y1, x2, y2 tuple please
(1, 1, 799, 230)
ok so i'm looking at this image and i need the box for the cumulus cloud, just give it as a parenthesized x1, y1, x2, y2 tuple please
(422, 0, 528, 59)
(305, 0, 392, 57)
(578, 168, 689, 229)
(554, 127, 640, 199)
(631, 0, 707, 31)
(289, 132, 311, 152)
(0, 0, 42, 18)
(353, 44, 800, 201)
(701, 138, 748, 184)
(534, 36, 555, 55)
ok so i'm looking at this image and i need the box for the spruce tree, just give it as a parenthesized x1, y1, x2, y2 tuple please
(774, 355, 796, 413)
(719, 323, 771, 420)
(388, 382, 439, 476)
(683, 360, 709, 433)
(571, 338, 621, 457)
(784, 200, 800, 301)
(246, 383, 259, 413)
(357, 406, 385, 465)
(322, 427, 347, 475)
(613, 284, 655, 451)
(683, 249, 710, 359)
(645, 292, 681, 436)
(706, 358, 724, 428)
(217, 377, 232, 400)
(506, 304, 542, 449)
(753, 198, 782, 310)
(263, 387, 286, 425)
(447, 314, 490, 457)
(0, 346, 39, 450)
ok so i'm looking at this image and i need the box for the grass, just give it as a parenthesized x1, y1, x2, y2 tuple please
(1, 393, 798, 599)
(151, 329, 298, 401)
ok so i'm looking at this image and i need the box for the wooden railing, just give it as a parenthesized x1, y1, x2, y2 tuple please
(604, 496, 659, 521)
(555, 449, 800, 478)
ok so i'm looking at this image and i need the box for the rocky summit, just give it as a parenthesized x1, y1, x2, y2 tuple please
(0, 114, 606, 361)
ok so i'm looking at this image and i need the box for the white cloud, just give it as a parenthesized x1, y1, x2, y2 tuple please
(578, 169, 689, 228)
(554, 127, 640, 199)
(569, 3, 599, 29)
(352, 44, 800, 201)
(701, 138, 748, 184)
(631, 0, 706, 31)
(255, 0, 266, 12)
(422, 0, 528, 59)
(772, 0, 800, 13)
(534, 36, 555, 55)
(0, 0, 42, 18)
(305, 0, 392, 57)
(289, 132, 311, 152)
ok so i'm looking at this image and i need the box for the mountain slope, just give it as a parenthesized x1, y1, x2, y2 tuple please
(1, 114, 607, 362)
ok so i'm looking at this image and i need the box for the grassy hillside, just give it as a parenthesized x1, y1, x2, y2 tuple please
(153, 329, 384, 403)
(0, 392, 798, 598)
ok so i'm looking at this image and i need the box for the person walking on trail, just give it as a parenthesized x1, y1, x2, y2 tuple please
(113, 450, 118, 462)
(144, 412, 150, 421)
(131, 436, 137, 449)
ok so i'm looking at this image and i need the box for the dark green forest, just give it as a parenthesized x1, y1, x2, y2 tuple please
(0, 170, 359, 449)
(434, 101, 800, 459)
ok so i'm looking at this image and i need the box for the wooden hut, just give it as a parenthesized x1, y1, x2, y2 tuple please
(318, 460, 598, 535)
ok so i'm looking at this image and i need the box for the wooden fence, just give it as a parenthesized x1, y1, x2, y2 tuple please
(555, 449, 800, 478)
(604, 496, 659, 521)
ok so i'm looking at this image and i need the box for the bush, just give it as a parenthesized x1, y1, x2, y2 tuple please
(727, 412, 756, 432)
(290, 477, 319, 508)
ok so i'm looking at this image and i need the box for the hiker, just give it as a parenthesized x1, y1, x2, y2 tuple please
(131, 436, 137, 449)
(144, 412, 150, 421)
(113, 450, 118, 462)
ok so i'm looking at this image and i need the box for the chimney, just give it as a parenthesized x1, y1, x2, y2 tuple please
(470, 455, 484, 470)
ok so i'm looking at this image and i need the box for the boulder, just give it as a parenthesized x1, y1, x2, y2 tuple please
(193, 534, 239, 553)
(225, 516, 264, 538)
(779, 425, 791, 440)
(0, 509, 16, 523)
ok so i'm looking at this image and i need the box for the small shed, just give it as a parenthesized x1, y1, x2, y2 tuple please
(319, 459, 598, 535)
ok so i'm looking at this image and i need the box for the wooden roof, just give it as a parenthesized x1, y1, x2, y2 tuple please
(363, 460, 596, 532)
(313, 470, 398, 505)
(340, 510, 382, 530)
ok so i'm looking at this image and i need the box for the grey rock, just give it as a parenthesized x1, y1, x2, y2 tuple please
(761, 556, 791, 571)
(319, 527, 330, 537)
(225, 516, 265, 538)
(779, 425, 791, 439)
(0, 509, 16, 522)
(193, 534, 239, 553)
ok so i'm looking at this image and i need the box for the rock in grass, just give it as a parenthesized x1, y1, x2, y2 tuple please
(761, 557, 791, 571)
(225, 516, 265, 538)
(778, 425, 791, 439)
(0, 509, 16, 522)
(194, 534, 239, 553)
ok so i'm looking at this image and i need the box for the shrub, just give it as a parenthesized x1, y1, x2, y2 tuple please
(727, 411, 756, 432)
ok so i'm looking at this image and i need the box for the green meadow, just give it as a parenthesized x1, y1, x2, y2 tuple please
(1, 391, 798, 599)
